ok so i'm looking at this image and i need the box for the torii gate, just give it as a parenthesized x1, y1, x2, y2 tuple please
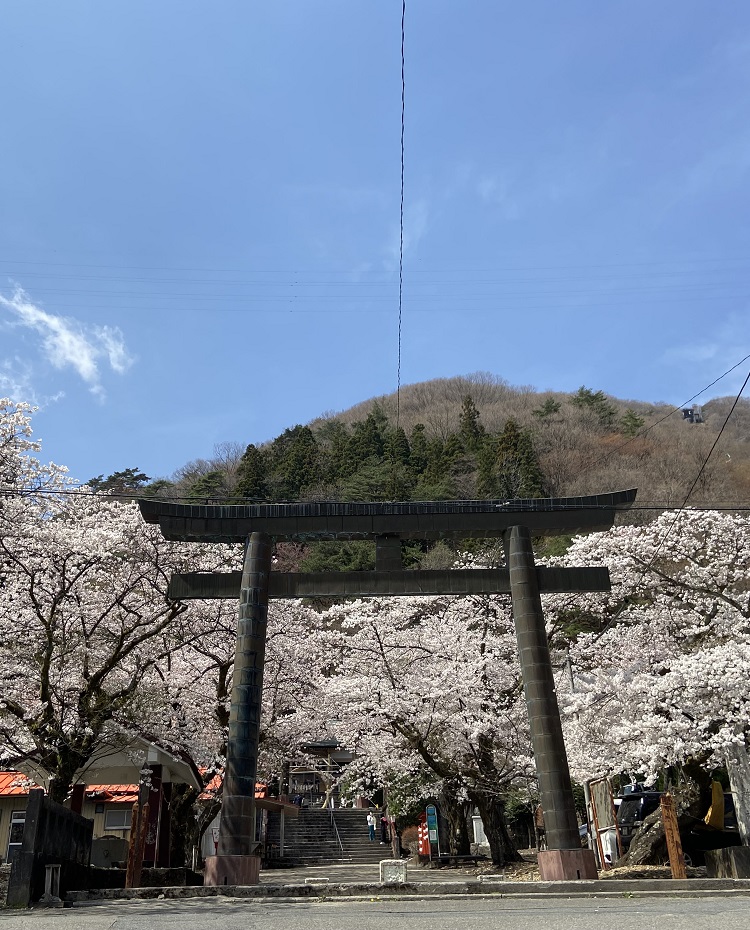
(139, 489, 636, 883)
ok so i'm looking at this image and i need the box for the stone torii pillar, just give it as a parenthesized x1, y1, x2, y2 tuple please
(204, 532, 272, 887)
(507, 524, 595, 879)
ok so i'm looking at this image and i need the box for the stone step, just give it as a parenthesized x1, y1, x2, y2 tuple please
(282, 809, 393, 865)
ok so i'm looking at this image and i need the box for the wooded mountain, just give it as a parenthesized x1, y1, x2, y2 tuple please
(115, 374, 748, 511)
(88, 374, 744, 572)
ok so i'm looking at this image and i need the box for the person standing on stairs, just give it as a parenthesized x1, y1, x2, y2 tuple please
(380, 813, 389, 844)
(367, 811, 376, 841)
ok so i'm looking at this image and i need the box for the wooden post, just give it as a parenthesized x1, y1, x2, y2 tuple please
(661, 793, 687, 879)
(125, 801, 150, 888)
(125, 802, 140, 888)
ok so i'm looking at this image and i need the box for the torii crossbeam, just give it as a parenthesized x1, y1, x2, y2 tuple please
(139, 489, 636, 883)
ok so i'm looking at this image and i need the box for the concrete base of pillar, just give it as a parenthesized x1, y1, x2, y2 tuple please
(538, 848, 598, 881)
(204, 855, 261, 886)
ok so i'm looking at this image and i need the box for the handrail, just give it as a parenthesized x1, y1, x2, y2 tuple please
(329, 808, 345, 855)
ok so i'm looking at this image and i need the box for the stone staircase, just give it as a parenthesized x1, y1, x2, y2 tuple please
(282, 809, 390, 865)
(333, 809, 391, 864)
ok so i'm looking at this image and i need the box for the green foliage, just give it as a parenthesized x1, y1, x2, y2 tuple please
(620, 408, 645, 437)
(267, 426, 321, 499)
(537, 534, 573, 557)
(142, 477, 175, 498)
(235, 443, 267, 499)
(458, 395, 485, 452)
(570, 385, 617, 429)
(300, 540, 376, 573)
(409, 424, 429, 474)
(88, 467, 150, 494)
(347, 407, 389, 471)
(340, 462, 395, 501)
(532, 397, 562, 419)
(552, 606, 605, 641)
(411, 474, 458, 500)
(477, 419, 546, 499)
(385, 426, 411, 465)
(187, 470, 228, 501)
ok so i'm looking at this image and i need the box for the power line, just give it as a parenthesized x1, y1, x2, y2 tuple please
(569, 351, 750, 476)
(585, 365, 750, 646)
(4, 254, 750, 275)
(7, 482, 750, 509)
(396, 0, 405, 431)
(645, 367, 750, 560)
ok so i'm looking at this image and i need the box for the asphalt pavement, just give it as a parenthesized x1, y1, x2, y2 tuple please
(3, 895, 750, 930)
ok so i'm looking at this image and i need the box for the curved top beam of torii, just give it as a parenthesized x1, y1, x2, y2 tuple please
(138, 488, 637, 543)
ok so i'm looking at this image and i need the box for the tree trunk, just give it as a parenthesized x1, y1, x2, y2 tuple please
(469, 790, 523, 866)
(45, 750, 85, 805)
(280, 760, 291, 799)
(726, 741, 750, 846)
(438, 786, 471, 855)
(168, 783, 199, 867)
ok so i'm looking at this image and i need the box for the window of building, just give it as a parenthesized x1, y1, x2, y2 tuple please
(103, 808, 132, 831)
(7, 810, 25, 863)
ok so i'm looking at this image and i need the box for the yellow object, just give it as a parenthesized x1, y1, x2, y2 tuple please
(704, 781, 724, 830)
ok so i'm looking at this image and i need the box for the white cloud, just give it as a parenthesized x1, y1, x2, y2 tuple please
(96, 325, 132, 374)
(0, 287, 133, 399)
(661, 312, 750, 397)
(0, 357, 36, 402)
(384, 198, 429, 269)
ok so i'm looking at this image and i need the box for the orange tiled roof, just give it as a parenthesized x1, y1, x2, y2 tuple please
(85, 784, 139, 804)
(198, 770, 266, 801)
(0, 770, 268, 803)
(0, 772, 39, 796)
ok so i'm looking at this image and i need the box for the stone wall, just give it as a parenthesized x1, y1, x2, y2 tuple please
(0, 864, 11, 906)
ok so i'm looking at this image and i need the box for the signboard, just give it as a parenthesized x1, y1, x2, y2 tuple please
(426, 804, 440, 857)
(588, 777, 622, 869)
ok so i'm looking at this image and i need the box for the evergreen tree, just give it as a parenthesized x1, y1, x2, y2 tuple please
(347, 411, 387, 468)
(385, 426, 411, 465)
(570, 386, 617, 429)
(88, 467, 150, 495)
(300, 540, 376, 573)
(235, 443, 267, 499)
(268, 425, 321, 499)
(443, 432, 465, 466)
(340, 461, 393, 501)
(478, 419, 545, 499)
(187, 470, 228, 502)
(532, 397, 562, 419)
(409, 423, 429, 474)
(316, 419, 351, 483)
(620, 408, 645, 437)
(412, 473, 457, 500)
(458, 395, 485, 452)
(142, 477, 176, 498)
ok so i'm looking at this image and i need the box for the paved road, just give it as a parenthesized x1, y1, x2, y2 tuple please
(2, 895, 749, 930)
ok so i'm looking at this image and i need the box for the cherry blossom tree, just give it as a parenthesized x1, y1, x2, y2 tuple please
(314, 593, 531, 864)
(0, 399, 236, 802)
(550, 510, 750, 845)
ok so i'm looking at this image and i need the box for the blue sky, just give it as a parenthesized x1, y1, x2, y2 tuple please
(2, 1, 750, 483)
